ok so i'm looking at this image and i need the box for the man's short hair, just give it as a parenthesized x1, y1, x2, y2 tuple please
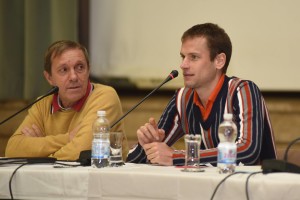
(44, 40, 89, 74)
(181, 23, 232, 73)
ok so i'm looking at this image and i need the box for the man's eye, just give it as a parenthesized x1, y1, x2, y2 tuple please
(191, 55, 199, 60)
(59, 68, 67, 74)
(75, 65, 85, 72)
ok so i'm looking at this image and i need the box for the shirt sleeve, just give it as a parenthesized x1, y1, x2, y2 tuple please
(126, 92, 184, 163)
(5, 96, 69, 158)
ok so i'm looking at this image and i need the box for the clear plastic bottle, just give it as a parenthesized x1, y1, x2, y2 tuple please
(91, 110, 110, 168)
(217, 113, 237, 173)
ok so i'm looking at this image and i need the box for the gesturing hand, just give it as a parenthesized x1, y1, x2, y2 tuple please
(137, 117, 165, 147)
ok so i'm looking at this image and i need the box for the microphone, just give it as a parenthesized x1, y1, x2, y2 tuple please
(110, 70, 178, 128)
(262, 137, 300, 174)
(78, 70, 179, 165)
(0, 86, 59, 125)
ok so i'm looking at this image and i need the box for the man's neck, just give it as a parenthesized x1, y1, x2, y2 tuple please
(195, 74, 224, 107)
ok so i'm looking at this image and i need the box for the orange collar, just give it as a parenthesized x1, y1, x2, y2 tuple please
(194, 74, 225, 120)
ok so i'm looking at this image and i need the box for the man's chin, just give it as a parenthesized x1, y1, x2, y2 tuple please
(71, 93, 84, 100)
(183, 82, 194, 89)
(65, 93, 84, 102)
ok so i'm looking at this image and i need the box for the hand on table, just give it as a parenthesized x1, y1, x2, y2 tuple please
(144, 142, 174, 166)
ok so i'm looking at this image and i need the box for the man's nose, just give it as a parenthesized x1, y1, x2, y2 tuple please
(69, 69, 78, 81)
(180, 58, 189, 69)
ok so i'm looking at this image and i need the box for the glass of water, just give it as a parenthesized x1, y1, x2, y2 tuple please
(182, 134, 203, 172)
(109, 132, 124, 167)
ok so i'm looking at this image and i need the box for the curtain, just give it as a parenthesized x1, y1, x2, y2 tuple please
(0, 0, 78, 101)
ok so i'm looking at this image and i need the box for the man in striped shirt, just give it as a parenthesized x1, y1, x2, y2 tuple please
(126, 23, 277, 166)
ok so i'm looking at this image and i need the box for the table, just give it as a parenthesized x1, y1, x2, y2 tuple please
(0, 162, 299, 200)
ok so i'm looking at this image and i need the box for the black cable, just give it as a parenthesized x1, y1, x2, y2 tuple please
(0, 160, 27, 166)
(283, 137, 300, 161)
(9, 163, 29, 200)
(210, 171, 247, 200)
(3, 157, 58, 199)
(245, 171, 262, 200)
(2, 158, 80, 199)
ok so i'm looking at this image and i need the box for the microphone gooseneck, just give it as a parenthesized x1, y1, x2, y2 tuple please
(110, 70, 178, 128)
(0, 86, 59, 125)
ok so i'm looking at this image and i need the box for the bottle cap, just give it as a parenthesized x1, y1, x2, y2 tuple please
(97, 110, 106, 116)
(223, 113, 233, 120)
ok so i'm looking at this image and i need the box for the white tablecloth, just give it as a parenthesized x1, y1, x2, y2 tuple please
(0, 162, 299, 200)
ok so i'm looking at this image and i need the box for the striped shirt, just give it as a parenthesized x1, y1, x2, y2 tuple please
(126, 76, 277, 165)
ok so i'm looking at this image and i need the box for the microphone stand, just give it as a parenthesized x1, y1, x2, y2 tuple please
(110, 70, 178, 128)
(0, 86, 59, 125)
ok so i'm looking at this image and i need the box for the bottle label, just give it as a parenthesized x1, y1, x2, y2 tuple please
(217, 143, 237, 164)
(92, 139, 110, 159)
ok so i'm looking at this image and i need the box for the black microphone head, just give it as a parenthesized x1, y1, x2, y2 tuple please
(48, 86, 59, 95)
(170, 70, 179, 79)
(164, 70, 179, 83)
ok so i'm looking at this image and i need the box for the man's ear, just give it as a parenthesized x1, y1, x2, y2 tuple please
(215, 53, 226, 70)
(43, 71, 54, 86)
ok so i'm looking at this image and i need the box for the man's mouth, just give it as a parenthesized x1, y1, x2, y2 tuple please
(183, 73, 193, 77)
(67, 86, 81, 90)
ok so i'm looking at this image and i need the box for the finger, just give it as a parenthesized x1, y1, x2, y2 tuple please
(143, 142, 154, 152)
(22, 127, 35, 137)
(21, 127, 30, 136)
(149, 118, 158, 132)
(143, 143, 159, 157)
(29, 126, 38, 137)
(31, 124, 42, 137)
(158, 129, 165, 141)
(147, 152, 157, 162)
(72, 124, 81, 133)
(142, 124, 156, 141)
(144, 145, 158, 160)
(147, 151, 161, 165)
(148, 118, 160, 140)
(137, 129, 150, 146)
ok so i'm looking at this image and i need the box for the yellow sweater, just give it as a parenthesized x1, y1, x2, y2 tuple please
(5, 83, 127, 161)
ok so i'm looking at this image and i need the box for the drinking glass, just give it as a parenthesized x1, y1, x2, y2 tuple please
(109, 132, 124, 167)
(182, 134, 204, 172)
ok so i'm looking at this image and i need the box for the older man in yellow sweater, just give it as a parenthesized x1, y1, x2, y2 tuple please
(5, 40, 127, 161)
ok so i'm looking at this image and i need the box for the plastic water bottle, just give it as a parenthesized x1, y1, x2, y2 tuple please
(91, 110, 110, 168)
(217, 113, 237, 173)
